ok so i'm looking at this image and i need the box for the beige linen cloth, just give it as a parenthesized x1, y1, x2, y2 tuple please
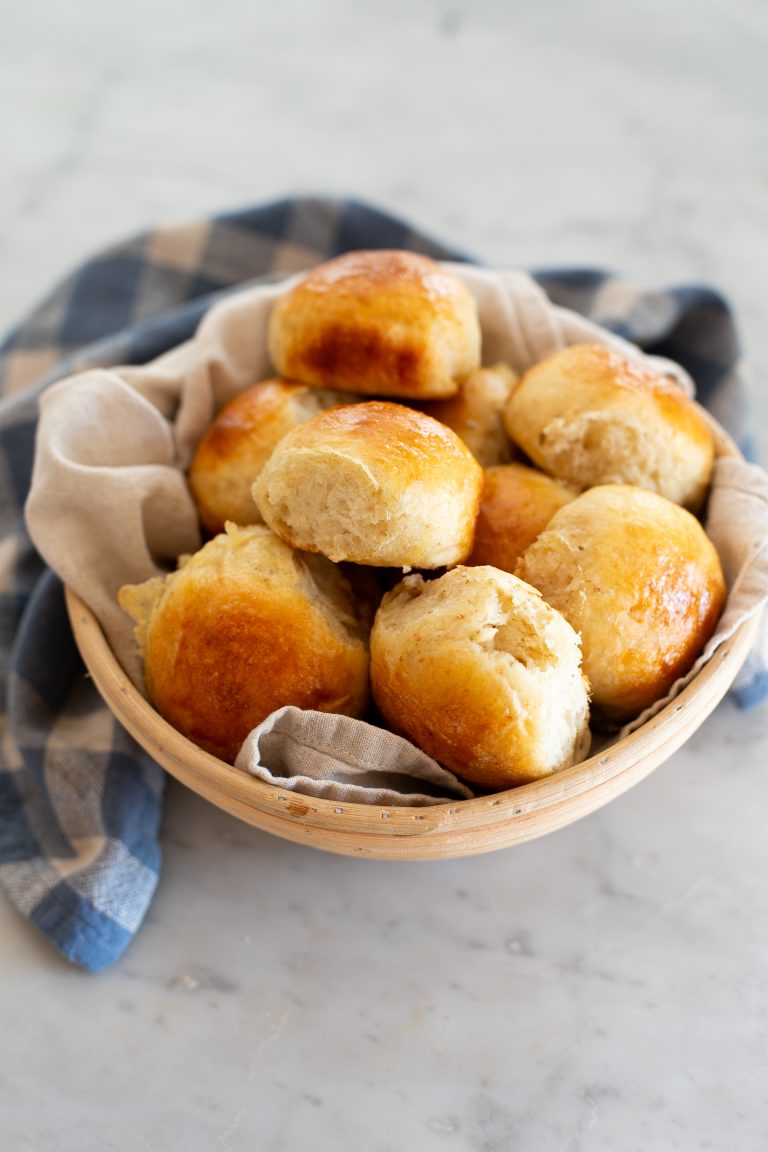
(25, 266, 768, 802)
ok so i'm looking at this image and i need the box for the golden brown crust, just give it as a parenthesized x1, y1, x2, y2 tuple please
(299, 399, 475, 473)
(416, 363, 518, 466)
(515, 484, 726, 722)
(119, 525, 370, 762)
(467, 463, 577, 573)
(370, 567, 591, 790)
(188, 378, 354, 535)
(253, 401, 484, 568)
(503, 343, 715, 510)
(268, 250, 481, 399)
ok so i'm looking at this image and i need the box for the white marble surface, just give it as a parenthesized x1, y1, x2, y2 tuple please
(1, 1, 768, 1148)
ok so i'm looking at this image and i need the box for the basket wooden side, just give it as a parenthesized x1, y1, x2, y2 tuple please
(64, 589, 759, 861)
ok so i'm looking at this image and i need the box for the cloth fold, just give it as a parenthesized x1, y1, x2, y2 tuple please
(1, 196, 766, 973)
(236, 707, 474, 806)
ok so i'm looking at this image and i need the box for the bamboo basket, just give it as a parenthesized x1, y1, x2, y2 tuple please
(64, 416, 761, 860)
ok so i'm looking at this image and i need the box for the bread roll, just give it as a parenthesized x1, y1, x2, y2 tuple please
(188, 378, 356, 535)
(253, 401, 483, 568)
(420, 363, 518, 466)
(118, 524, 370, 762)
(467, 463, 577, 572)
(516, 484, 726, 722)
(268, 250, 481, 399)
(370, 566, 591, 789)
(503, 343, 715, 510)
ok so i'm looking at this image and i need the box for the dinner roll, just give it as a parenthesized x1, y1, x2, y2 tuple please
(253, 401, 483, 568)
(268, 250, 481, 399)
(418, 363, 518, 466)
(188, 378, 356, 535)
(118, 524, 370, 762)
(467, 463, 577, 572)
(503, 343, 715, 510)
(370, 566, 591, 789)
(516, 485, 726, 723)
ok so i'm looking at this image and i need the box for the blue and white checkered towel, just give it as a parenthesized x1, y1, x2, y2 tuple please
(0, 197, 765, 972)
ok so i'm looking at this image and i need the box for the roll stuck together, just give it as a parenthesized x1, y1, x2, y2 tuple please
(467, 462, 577, 573)
(417, 362, 518, 466)
(188, 378, 356, 535)
(130, 256, 729, 784)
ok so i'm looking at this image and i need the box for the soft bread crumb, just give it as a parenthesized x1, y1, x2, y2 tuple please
(504, 344, 715, 510)
(118, 576, 167, 656)
(187, 379, 359, 535)
(370, 566, 590, 789)
(254, 401, 483, 568)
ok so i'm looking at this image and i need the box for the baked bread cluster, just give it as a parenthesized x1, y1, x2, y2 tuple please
(120, 250, 726, 792)
(188, 378, 355, 535)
